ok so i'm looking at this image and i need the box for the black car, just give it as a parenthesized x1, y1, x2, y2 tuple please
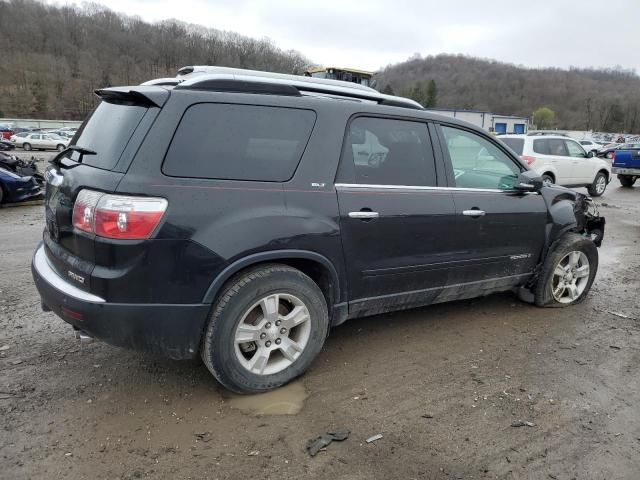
(598, 142, 640, 159)
(32, 67, 605, 393)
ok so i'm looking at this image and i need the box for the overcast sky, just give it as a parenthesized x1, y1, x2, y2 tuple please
(54, 0, 639, 74)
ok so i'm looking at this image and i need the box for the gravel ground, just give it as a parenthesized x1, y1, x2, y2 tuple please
(1, 159, 639, 479)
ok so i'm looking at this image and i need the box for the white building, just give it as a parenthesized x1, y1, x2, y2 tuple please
(423, 108, 529, 135)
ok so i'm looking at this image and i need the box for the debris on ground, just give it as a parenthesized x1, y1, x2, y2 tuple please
(0, 345, 10, 351)
(511, 421, 535, 428)
(421, 413, 434, 419)
(305, 430, 350, 457)
(366, 433, 383, 443)
(609, 345, 621, 350)
(193, 432, 212, 443)
(608, 311, 637, 320)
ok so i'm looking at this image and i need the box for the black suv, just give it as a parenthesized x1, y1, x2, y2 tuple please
(32, 67, 605, 393)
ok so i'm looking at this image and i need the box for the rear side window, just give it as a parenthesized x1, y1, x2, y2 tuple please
(163, 104, 316, 181)
(532, 139, 549, 155)
(500, 137, 524, 155)
(72, 102, 148, 170)
(337, 117, 437, 186)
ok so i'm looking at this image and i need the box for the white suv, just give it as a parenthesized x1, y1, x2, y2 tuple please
(499, 134, 611, 196)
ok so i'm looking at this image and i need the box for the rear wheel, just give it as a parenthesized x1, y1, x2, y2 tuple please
(587, 171, 607, 196)
(56, 144, 65, 152)
(201, 264, 329, 393)
(605, 151, 614, 159)
(541, 173, 555, 185)
(534, 233, 598, 307)
(22, 143, 31, 151)
(618, 175, 636, 188)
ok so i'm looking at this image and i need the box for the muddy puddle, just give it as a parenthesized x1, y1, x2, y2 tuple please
(224, 380, 308, 415)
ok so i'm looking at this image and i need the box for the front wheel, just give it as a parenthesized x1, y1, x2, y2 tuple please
(56, 144, 65, 152)
(618, 175, 636, 188)
(534, 233, 598, 307)
(587, 172, 607, 196)
(201, 264, 329, 393)
(22, 143, 31, 151)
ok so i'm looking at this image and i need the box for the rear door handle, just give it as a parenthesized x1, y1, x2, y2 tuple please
(349, 211, 379, 219)
(462, 209, 486, 217)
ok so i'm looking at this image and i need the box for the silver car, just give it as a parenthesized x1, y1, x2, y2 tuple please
(16, 133, 70, 151)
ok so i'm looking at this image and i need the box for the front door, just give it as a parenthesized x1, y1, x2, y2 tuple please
(336, 116, 456, 316)
(435, 124, 548, 301)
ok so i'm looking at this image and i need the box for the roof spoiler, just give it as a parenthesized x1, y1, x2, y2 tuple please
(94, 86, 170, 108)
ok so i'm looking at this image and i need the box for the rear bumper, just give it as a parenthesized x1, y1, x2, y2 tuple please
(31, 244, 210, 359)
(612, 167, 640, 176)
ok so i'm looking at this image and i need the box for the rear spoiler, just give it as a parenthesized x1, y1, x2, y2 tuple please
(94, 86, 169, 108)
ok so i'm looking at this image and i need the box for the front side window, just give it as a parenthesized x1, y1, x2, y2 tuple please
(163, 104, 315, 181)
(441, 126, 521, 190)
(337, 117, 436, 186)
(565, 140, 586, 158)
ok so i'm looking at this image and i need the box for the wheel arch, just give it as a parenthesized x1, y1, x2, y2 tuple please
(202, 250, 344, 320)
(596, 168, 609, 181)
(541, 170, 556, 182)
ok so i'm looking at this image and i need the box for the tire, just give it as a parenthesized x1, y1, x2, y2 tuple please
(201, 264, 329, 393)
(56, 144, 65, 152)
(618, 175, 636, 188)
(541, 173, 555, 185)
(587, 171, 607, 197)
(0, 186, 4, 204)
(534, 233, 598, 308)
(22, 143, 31, 151)
(605, 151, 613, 159)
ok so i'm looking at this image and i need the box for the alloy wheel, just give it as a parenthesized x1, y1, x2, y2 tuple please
(551, 251, 590, 304)
(595, 175, 606, 195)
(234, 293, 312, 375)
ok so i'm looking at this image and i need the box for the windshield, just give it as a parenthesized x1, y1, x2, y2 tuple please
(70, 101, 148, 170)
(500, 137, 524, 155)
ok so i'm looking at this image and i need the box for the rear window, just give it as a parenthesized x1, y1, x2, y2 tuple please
(163, 104, 316, 181)
(500, 137, 524, 155)
(71, 102, 148, 170)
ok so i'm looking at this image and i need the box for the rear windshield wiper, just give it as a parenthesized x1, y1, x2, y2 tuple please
(49, 145, 97, 169)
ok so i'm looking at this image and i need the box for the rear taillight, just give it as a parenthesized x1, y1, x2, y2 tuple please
(72, 189, 167, 239)
(521, 155, 536, 166)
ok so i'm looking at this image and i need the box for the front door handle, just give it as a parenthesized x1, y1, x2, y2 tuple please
(462, 209, 486, 217)
(349, 211, 379, 219)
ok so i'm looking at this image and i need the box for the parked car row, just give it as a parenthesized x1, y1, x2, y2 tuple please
(0, 125, 77, 151)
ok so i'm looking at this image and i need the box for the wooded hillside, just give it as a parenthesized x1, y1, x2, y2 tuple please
(2, 1, 639, 132)
(0, 0, 309, 119)
(375, 54, 640, 132)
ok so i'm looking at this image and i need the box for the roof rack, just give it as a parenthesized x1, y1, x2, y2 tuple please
(144, 66, 423, 110)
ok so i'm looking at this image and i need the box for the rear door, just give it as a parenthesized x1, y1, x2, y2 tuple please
(435, 124, 547, 299)
(336, 116, 456, 316)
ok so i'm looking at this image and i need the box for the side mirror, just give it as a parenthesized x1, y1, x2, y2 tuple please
(514, 170, 543, 192)
(587, 150, 595, 158)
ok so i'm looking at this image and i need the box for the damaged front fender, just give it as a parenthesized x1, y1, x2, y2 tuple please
(540, 185, 605, 248)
